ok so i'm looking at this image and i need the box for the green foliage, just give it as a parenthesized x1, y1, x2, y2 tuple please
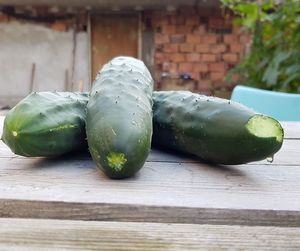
(221, 0, 300, 93)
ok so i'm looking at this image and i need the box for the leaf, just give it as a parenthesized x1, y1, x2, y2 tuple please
(262, 62, 279, 86)
(273, 51, 291, 66)
(233, 18, 243, 26)
(282, 73, 300, 88)
(285, 65, 300, 75)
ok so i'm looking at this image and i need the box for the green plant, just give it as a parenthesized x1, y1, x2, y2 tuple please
(221, 0, 300, 93)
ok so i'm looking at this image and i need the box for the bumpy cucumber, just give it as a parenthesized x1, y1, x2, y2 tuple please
(1, 91, 88, 157)
(152, 91, 284, 165)
(86, 56, 153, 179)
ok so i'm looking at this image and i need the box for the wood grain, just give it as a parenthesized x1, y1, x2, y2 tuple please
(91, 14, 138, 79)
(281, 121, 300, 139)
(0, 218, 300, 251)
(1, 116, 300, 226)
(0, 156, 299, 225)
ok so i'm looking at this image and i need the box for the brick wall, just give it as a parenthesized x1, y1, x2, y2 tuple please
(150, 7, 251, 95)
(0, 6, 87, 32)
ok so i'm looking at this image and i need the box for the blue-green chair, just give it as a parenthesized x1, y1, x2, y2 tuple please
(231, 85, 300, 121)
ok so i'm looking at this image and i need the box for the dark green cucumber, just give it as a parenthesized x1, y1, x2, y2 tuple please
(86, 56, 153, 179)
(152, 91, 284, 165)
(1, 91, 88, 157)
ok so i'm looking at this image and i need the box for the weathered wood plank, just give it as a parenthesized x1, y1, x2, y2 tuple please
(0, 156, 300, 225)
(1, 199, 300, 227)
(281, 122, 300, 139)
(0, 218, 300, 251)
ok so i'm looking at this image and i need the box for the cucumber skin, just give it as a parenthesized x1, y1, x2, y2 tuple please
(152, 91, 284, 165)
(86, 56, 153, 179)
(1, 92, 89, 157)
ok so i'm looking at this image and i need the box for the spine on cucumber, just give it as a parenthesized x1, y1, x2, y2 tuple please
(152, 91, 284, 165)
(1, 91, 89, 157)
(86, 56, 153, 179)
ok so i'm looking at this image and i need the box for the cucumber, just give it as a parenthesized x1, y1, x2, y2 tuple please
(1, 91, 89, 157)
(152, 91, 284, 165)
(86, 56, 153, 179)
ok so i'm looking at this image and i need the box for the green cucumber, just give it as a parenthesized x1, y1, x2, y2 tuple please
(86, 56, 153, 179)
(152, 91, 284, 165)
(1, 91, 88, 157)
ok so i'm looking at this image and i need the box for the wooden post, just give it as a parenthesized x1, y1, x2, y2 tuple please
(29, 63, 36, 93)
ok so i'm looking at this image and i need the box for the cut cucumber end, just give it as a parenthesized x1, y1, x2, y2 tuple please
(107, 152, 127, 172)
(246, 114, 284, 143)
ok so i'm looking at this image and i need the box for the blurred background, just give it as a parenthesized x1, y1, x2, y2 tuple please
(0, 0, 249, 111)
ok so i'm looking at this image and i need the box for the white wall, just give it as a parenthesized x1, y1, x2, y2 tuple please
(0, 21, 89, 107)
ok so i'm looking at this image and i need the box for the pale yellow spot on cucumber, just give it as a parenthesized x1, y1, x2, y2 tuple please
(107, 152, 127, 172)
(49, 124, 77, 132)
(12, 131, 18, 137)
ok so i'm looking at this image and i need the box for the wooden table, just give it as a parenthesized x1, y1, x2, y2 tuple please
(0, 115, 300, 250)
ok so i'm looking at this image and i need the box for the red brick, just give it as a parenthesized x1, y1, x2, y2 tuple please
(186, 34, 201, 44)
(210, 44, 227, 54)
(51, 22, 66, 32)
(178, 6, 197, 15)
(194, 63, 209, 73)
(232, 25, 242, 34)
(176, 25, 193, 34)
(169, 15, 185, 25)
(191, 72, 201, 81)
(162, 62, 178, 74)
(170, 35, 185, 44)
(209, 62, 226, 72)
(210, 72, 225, 81)
(169, 53, 186, 62)
(0, 14, 8, 22)
(202, 54, 217, 62)
(198, 80, 212, 92)
(155, 34, 169, 44)
(179, 44, 194, 53)
(195, 44, 210, 53)
(224, 34, 238, 44)
(186, 53, 200, 62)
(202, 35, 218, 44)
(223, 53, 238, 63)
(178, 62, 194, 73)
(152, 16, 168, 28)
(230, 43, 243, 53)
(212, 82, 230, 91)
(186, 16, 199, 26)
(231, 73, 241, 82)
(240, 34, 252, 44)
(209, 17, 229, 29)
(162, 25, 177, 34)
(193, 25, 206, 35)
(163, 44, 179, 53)
(155, 53, 166, 64)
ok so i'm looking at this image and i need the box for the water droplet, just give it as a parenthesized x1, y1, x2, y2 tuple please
(266, 156, 274, 163)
